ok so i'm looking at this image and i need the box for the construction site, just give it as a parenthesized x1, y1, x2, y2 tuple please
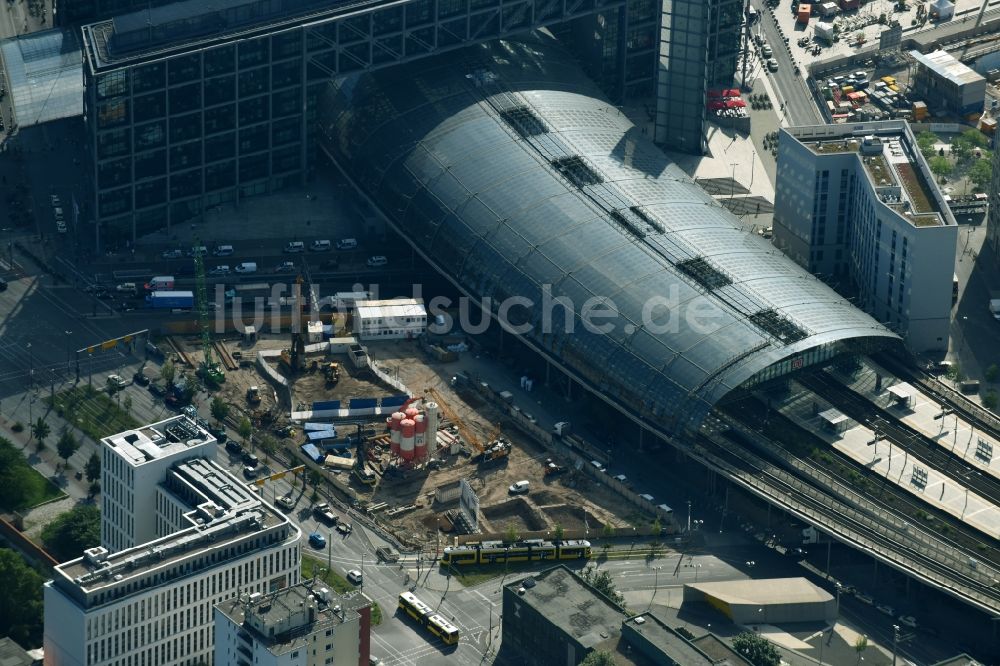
(156, 312, 655, 550)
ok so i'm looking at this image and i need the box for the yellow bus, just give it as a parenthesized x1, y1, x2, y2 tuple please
(398, 591, 433, 623)
(426, 614, 460, 645)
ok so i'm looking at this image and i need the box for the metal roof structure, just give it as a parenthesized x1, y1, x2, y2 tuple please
(318, 34, 899, 434)
(354, 299, 427, 321)
(0, 28, 83, 127)
(910, 49, 985, 87)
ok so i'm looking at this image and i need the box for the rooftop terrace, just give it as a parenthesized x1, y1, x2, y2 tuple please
(797, 127, 945, 226)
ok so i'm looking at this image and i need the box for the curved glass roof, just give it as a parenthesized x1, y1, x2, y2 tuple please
(318, 35, 899, 433)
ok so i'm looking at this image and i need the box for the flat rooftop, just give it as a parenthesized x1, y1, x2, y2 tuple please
(910, 49, 986, 87)
(57, 458, 289, 592)
(686, 578, 834, 606)
(789, 122, 951, 225)
(216, 581, 369, 653)
(506, 566, 626, 649)
(103, 414, 213, 467)
(355, 298, 427, 320)
(624, 614, 715, 666)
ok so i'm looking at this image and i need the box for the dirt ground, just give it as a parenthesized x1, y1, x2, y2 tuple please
(358, 339, 640, 544)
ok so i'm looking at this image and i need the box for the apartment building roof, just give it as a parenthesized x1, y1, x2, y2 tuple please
(103, 414, 214, 466)
(55, 458, 294, 598)
(216, 581, 370, 655)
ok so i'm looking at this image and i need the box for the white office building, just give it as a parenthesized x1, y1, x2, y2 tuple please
(772, 121, 958, 352)
(44, 455, 302, 666)
(214, 581, 372, 666)
(101, 415, 218, 553)
(354, 298, 427, 340)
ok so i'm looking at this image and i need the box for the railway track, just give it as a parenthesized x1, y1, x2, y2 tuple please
(696, 430, 1000, 611)
(800, 371, 1000, 510)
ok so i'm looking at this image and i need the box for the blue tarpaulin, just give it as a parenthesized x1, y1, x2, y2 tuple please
(311, 400, 341, 411)
(380, 395, 410, 408)
(306, 430, 338, 443)
(304, 422, 337, 432)
(301, 443, 324, 463)
(348, 397, 377, 409)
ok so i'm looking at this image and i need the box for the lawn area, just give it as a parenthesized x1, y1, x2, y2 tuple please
(301, 556, 382, 625)
(47, 385, 141, 442)
(0, 438, 65, 511)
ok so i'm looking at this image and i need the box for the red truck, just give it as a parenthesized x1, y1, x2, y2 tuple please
(797, 3, 812, 23)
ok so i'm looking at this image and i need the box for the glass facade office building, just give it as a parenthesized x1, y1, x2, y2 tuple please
(81, 0, 742, 243)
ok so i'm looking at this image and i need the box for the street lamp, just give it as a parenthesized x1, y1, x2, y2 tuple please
(891, 624, 900, 666)
(65, 331, 72, 374)
(27, 342, 33, 389)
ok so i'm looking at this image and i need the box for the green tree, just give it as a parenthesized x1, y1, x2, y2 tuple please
(854, 634, 869, 664)
(983, 390, 998, 411)
(238, 416, 252, 446)
(732, 631, 781, 666)
(0, 439, 34, 511)
(986, 364, 999, 383)
(0, 548, 45, 646)
(258, 434, 278, 462)
(580, 566, 626, 608)
(56, 430, 79, 469)
(916, 130, 939, 158)
(960, 128, 989, 149)
(160, 360, 176, 387)
(967, 157, 993, 192)
(602, 521, 615, 552)
(85, 452, 102, 483)
(553, 523, 564, 543)
(41, 504, 101, 562)
(31, 417, 50, 445)
(122, 393, 132, 415)
(89, 481, 101, 497)
(211, 396, 230, 424)
(309, 468, 323, 489)
(929, 155, 952, 180)
(504, 522, 520, 544)
(580, 651, 616, 666)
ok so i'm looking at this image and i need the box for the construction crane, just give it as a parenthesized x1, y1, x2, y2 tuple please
(193, 244, 225, 386)
(425, 387, 509, 463)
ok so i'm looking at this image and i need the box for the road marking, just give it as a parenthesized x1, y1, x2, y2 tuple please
(473, 589, 497, 607)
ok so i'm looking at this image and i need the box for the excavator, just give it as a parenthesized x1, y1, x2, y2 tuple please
(425, 387, 510, 464)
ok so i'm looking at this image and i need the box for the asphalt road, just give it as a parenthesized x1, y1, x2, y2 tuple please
(751, 0, 827, 126)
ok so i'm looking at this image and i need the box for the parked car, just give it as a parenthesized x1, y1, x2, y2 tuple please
(243, 465, 258, 479)
(308, 532, 327, 548)
(508, 480, 530, 495)
(898, 615, 917, 629)
(225, 439, 243, 454)
(336, 522, 352, 535)
(274, 261, 296, 273)
(876, 604, 895, 617)
(161, 249, 183, 259)
(854, 591, 874, 605)
(132, 371, 150, 386)
(243, 452, 259, 467)
(767, 58, 779, 72)
(346, 570, 363, 585)
(366, 255, 388, 268)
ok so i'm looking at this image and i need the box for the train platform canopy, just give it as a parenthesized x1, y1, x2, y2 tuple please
(818, 407, 850, 433)
(887, 382, 914, 405)
(683, 578, 836, 625)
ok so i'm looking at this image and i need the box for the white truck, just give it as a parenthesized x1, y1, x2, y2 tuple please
(989, 299, 1000, 321)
